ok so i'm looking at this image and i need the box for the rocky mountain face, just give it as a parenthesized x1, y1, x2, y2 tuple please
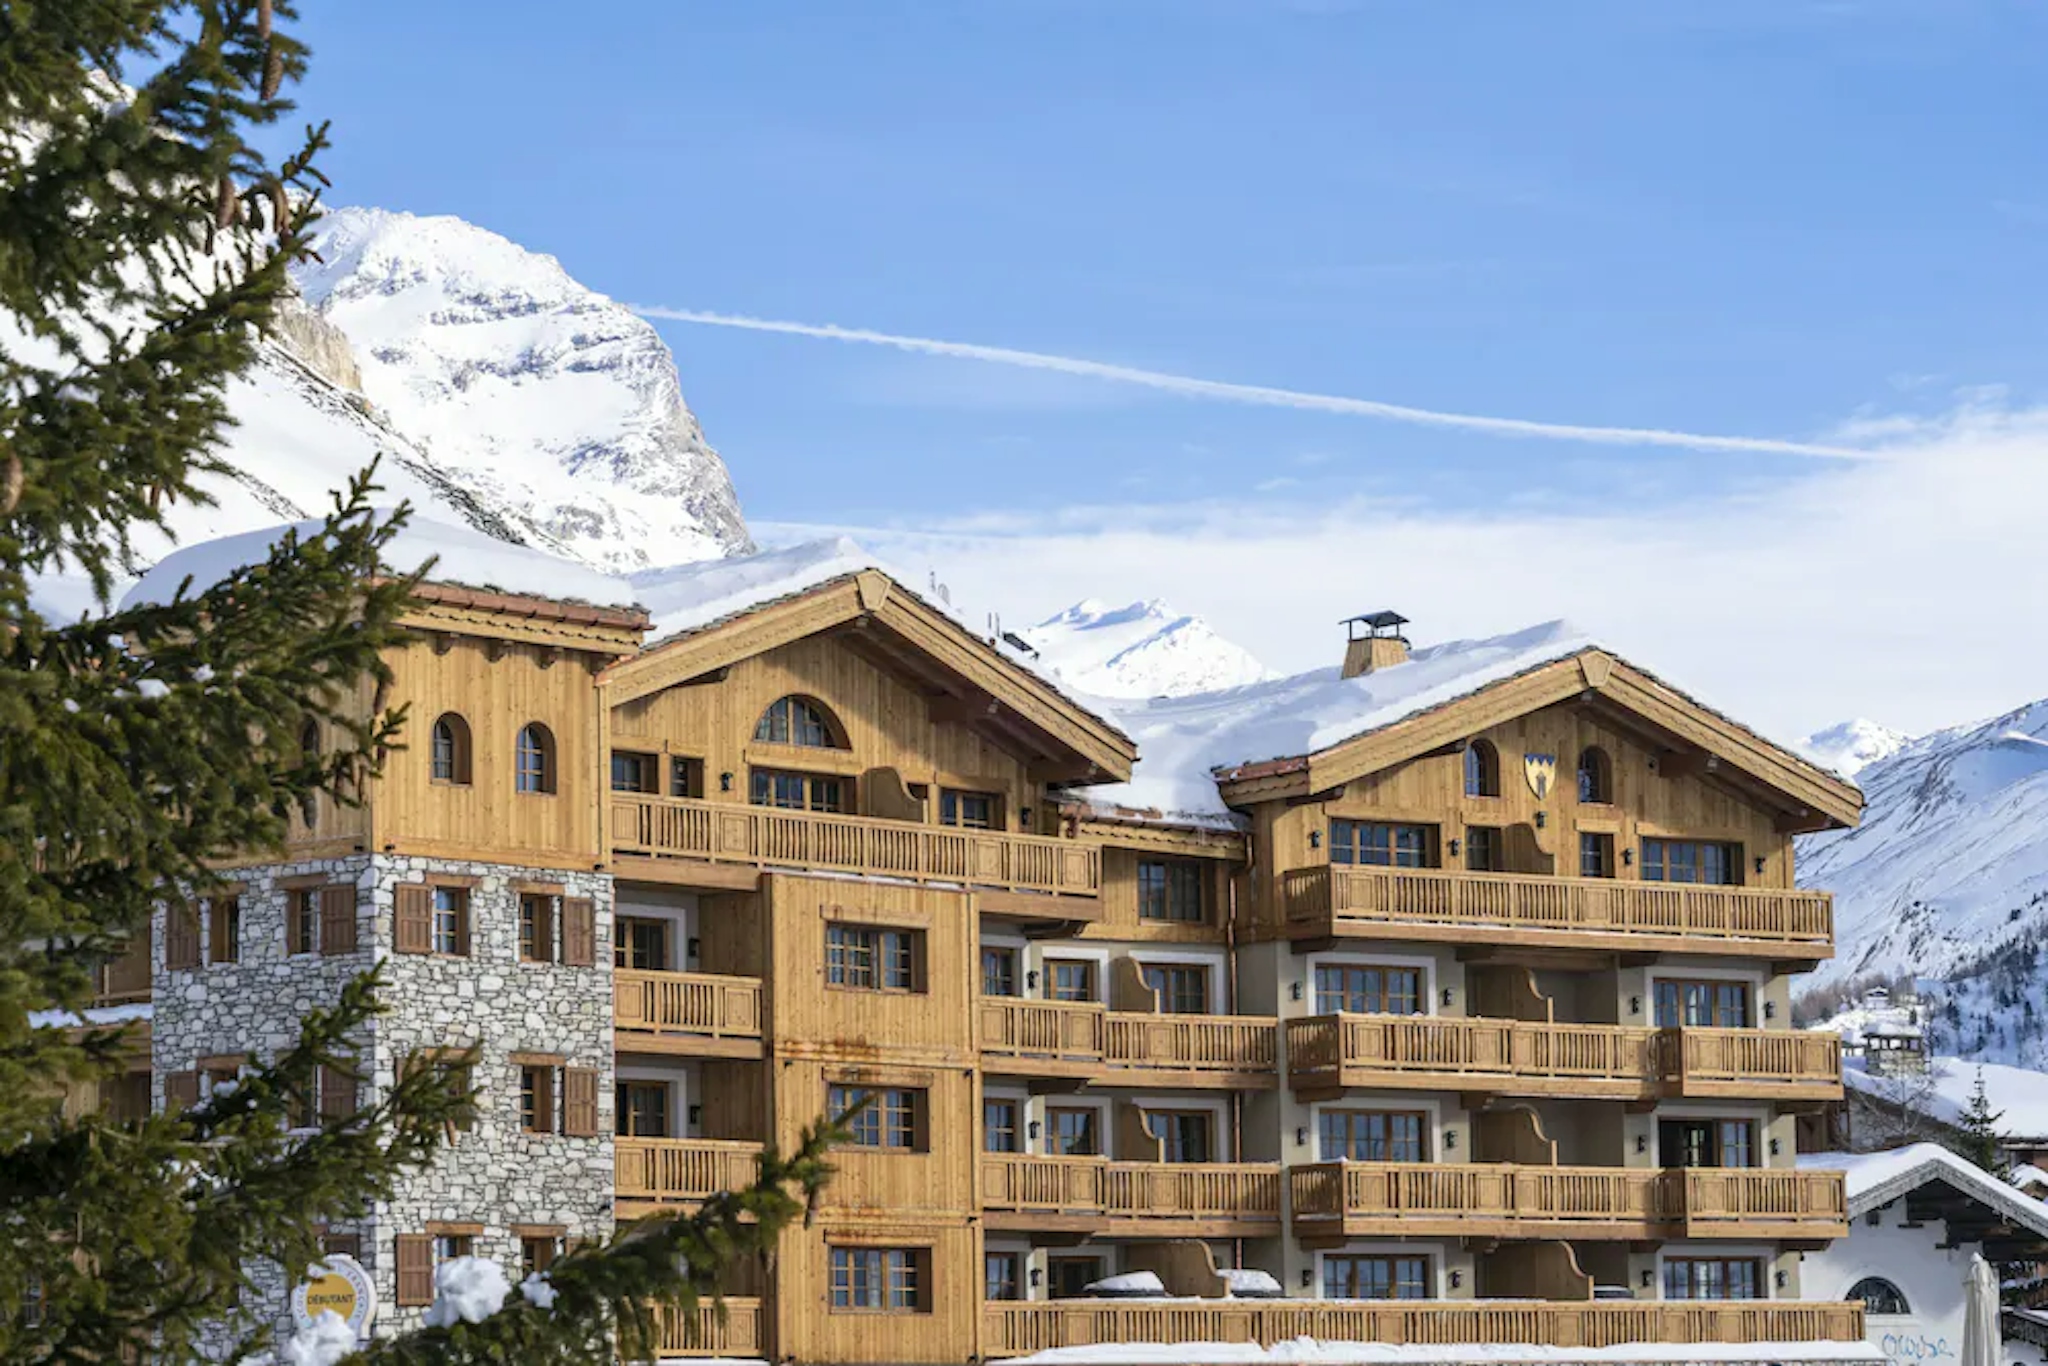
(1016, 599, 1274, 699)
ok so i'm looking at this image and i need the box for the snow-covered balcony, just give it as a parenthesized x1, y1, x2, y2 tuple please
(980, 998, 1280, 1090)
(1282, 865, 1835, 961)
(980, 1153, 1283, 1237)
(613, 968, 764, 1057)
(614, 1137, 765, 1216)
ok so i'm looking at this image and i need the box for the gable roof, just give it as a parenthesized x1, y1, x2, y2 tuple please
(1802, 1143, 2048, 1242)
(603, 540, 1135, 785)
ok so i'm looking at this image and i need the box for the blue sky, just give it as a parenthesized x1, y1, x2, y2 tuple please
(284, 1, 2048, 733)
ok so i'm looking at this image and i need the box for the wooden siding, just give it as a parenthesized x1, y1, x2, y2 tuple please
(615, 1138, 763, 1211)
(777, 1223, 979, 1365)
(1288, 1162, 1848, 1242)
(979, 999, 1278, 1088)
(94, 928, 151, 1006)
(983, 1300, 1868, 1356)
(1285, 1013, 1842, 1101)
(979, 1154, 1282, 1234)
(613, 969, 763, 1057)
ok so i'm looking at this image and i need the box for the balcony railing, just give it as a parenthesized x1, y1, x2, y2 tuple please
(94, 936, 151, 1007)
(1288, 1162, 1847, 1241)
(612, 793, 1101, 898)
(1282, 866, 1834, 956)
(653, 1296, 764, 1357)
(980, 1154, 1281, 1228)
(614, 969, 763, 1050)
(980, 999, 1279, 1083)
(983, 1300, 1868, 1357)
(1285, 1013, 1842, 1101)
(616, 1138, 765, 1207)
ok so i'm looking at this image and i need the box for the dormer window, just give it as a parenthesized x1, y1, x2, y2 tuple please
(754, 696, 844, 748)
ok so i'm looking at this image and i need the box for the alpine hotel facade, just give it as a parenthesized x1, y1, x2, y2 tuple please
(85, 555, 1866, 1362)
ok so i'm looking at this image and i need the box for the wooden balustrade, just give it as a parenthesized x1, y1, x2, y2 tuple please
(980, 999, 1278, 1086)
(653, 1296, 764, 1357)
(611, 793, 1101, 898)
(616, 1138, 765, 1208)
(613, 969, 763, 1054)
(1282, 865, 1834, 958)
(94, 934, 151, 1007)
(982, 1300, 1869, 1357)
(1289, 1161, 1846, 1241)
(980, 1154, 1280, 1231)
(1286, 1013, 1841, 1102)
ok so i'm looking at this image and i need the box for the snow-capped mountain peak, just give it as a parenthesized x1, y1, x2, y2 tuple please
(1801, 718, 1913, 777)
(1017, 599, 1272, 699)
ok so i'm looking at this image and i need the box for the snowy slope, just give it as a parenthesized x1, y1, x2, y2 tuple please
(1797, 700, 2048, 1008)
(1017, 600, 1273, 699)
(1801, 719, 1912, 778)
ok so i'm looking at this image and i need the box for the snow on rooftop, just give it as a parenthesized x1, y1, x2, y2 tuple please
(119, 512, 639, 612)
(629, 536, 898, 643)
(1800, 1142, 2048, 1237)
(28, 1002, 153, 1030)
(1002, 1333, 1882, 1364)
(1842, 1057, 2048, 1139)
(1070, 621, 1595, 826)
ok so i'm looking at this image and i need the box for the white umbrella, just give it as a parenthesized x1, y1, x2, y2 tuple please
(1963, 1250, 2000, 1366)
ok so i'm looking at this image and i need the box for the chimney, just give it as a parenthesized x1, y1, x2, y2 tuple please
(1341, 610, 1410, 679)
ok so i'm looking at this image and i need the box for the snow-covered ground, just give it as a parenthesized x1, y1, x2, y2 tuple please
(1840, 1056, 2048, 1141)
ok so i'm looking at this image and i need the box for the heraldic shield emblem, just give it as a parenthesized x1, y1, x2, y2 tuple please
(1524, 752, 1558, 800)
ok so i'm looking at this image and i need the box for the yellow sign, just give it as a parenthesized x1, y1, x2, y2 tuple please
(1524, 752, 1558, 800)
(302, 1270, 358, 1320)
(290, 1252, 377, 1337)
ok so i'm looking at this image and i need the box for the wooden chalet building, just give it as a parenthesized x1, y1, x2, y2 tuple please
(89, 529, 1867, 1362)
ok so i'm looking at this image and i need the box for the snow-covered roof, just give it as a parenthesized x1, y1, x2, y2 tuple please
(1843, 1057, 2048, 1140)
(1003, 1334, 1881, 1364)
(28, 1002, 153, 1030)
(1800, 1143, 2048, 1237)
(120, 513, 640, 613)
(629, 536, 894, 644)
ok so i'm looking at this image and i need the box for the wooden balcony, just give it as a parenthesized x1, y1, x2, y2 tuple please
(616, 1138, 764, 1215)
(653, 1296, 764, 1357)
(613, 969, 764, 1059)
(1282, 866, 1834, 961)
(979, 999, 1279, 1089)
(1288, 1162, 1848, 1243)
(611, 793, 1102, 904)
(983, 1299, 1869, 1357)
(980, 1154, 1281, 1236)
(93, 935, 151, 1007)
(1285, 1013, 1842, 1102)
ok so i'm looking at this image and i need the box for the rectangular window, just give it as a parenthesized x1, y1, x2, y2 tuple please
(669, 755, 704, 799)
(984, 1099, 1021, 1153)
(615, 1080, 670, 1137)
(1663, 1257, 1762, 1301)
(1147, 1110, 1214, 1164)
(1642, 839, 1741, 885)
(940, 789, 999, 829)
(432, 886, 469, 956)
(829, 1246, 928, 1312)
(749, 768, 847, 813)
(288, 888, 320, 956)
(826, 924, 922, 992)
(1580, 832, 1616, 879)
(1464, 826, 1503, 873)
(1323, 1254, 1430, 1300)
(1314, 964, 1422, 1015)
(521, 1235, 562, 1280)
(207, 896, 240, 965)
(1048, 1106, 1099, 1156)
(433, 1233, 474, 1265)
(1049, 1256, 1104, 1299)
(519, 893, 556, 963)
(986, 1252, 1022, 1302)
(1329, 820, 1435, 868)
(1137, 858, 1207, 922)
(1141, 963, 1210, 1015)
(1320, 1109, 1428, 1162)
(520, 1065, 556, 1134)
(828, 1084, 923, 1150)
(981, 946, 1018, 997)
(1044, 958, 1096, 1003)
(1653, 979, 1752, 1029)
(610, 751, 657, 794)
(1658, 1118, 1758, 1168)
(613, 916, 670, 971)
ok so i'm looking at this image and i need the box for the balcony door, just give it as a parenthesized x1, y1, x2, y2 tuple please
(1658, 1118, 1757, 1168)
(1146, 1110, 1214, 1164)
(615, 917, 671, 971)
(1319, 1109, 1428, 1163)
(1653, 979, 1751, 1029)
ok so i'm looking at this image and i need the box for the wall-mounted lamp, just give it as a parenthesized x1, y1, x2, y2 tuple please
(686, 936, 701, 960)
(1443, 1129, 1459, 1152)
(1628, 995, 1642, 1016)
(1301, 1269, 1315, 1289)
(1768, 1137, 1782, 1157)
(1534, 811, 1548, 830)
(1449, 1271, 1463, 1290)
(1440, 987, 1454, 1008)
(1028, 1120, 1042, 1141)
(1755, 856, 1767, 876)
(1026, 970, 1040, 991)
(1449, 838, 1462, 858)
(1641, 1270, 1655, 1289)
(1622, 848, 1634, 867)
(688, 1104, 703, 1127)
(1295, 1127, 1309, 1147)
(1635, 1134, 1648, 1154)
(1774, 1269, 1789, 1290)
(718, 771, 733, 792)
(1290, 982, 1303, 1002)
(1030, 1268, 1043, 1288)
(1762, 1001, 1777, 1020)
(1309, 830, 1322, 850)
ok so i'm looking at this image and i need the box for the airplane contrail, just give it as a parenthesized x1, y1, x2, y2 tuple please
(631, 305, 1879, 461)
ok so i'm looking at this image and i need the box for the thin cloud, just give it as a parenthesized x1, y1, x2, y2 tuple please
(633, 305, 1880, 461)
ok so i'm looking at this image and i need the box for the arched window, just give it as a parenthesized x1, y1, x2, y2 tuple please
(1846, 1277, 1909, 1316)
(754, 695, 845, 749)
(1577, 747, 1613, 805)
(297, 719, 321, 825)
(1464, 739, 1500, 798)
(430, 713, 472, 785)
(516, 723, 556, 795)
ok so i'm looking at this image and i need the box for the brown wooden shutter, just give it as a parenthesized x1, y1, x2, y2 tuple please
(164, 1070, 200, 1114)
(395, 884, 433, 955)
(319, 1063, 357, 1122)
(563, 1067, 598, 1137)
(561, 898, 595, 967)
(318, 886, 357, 956)
(394, 1234, 435, 1306)
(532, 1067, 556, 1134)
(164, 905, 200, 970)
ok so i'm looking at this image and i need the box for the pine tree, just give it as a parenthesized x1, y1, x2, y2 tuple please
(1, 5, 837, 1361)
(1956, 1067, 2005, 1173)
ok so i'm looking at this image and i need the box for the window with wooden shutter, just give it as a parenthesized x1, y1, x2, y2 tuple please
(318, 886, 356, 956)
(561, 898, 595, 967)
(563, 1067, 599, 1137)
(164, 905, 200, 970)
(319, 1063, 357, 1122)
(164, 1070, 200, 1113)
(395, 884, 433, 955)
(207, 897, 240, 964)
(394, 1234, 435, 1306)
